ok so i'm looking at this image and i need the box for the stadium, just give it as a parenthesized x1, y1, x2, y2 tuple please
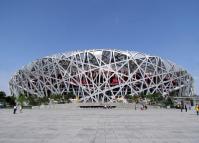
(9, 49, 194, 103)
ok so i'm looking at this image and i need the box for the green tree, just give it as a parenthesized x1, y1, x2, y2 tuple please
(132, 95, 140, 103)
(64, 92, 76, 103)
(0, 91, 6, 99)
(50, 94, 63, 102)
(38, 96, 49, 105)
(26, 95, 40, 106)
(124, 94, 133, 103)
(5, 96, 16, 106)
(169, 91, 177, 96)
(139, 92, 146, 100)
(0, 91, 16, 107)
(17, 94, 27, 106)
(146, 93, 163, 105)
(163, 97, 174, 107)
(67, 92, 76, 99)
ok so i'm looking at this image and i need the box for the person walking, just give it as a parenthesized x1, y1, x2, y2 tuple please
(184, 104, 187, 112)
(13, 105, 17, 114)
(195, 104, 199, 115)
(180, 104, 183, 112)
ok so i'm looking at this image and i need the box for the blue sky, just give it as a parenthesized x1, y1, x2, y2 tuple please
(0, 0, 199, 94)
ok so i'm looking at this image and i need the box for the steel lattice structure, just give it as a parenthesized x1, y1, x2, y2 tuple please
(9, 49, 194, 103)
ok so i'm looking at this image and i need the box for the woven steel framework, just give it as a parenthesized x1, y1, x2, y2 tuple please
(9, 49, 193, 103)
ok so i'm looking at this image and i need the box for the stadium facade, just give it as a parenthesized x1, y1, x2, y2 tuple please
(9, 49, 194, 103)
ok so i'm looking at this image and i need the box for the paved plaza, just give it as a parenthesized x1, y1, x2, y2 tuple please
(0, 105, 199, 143)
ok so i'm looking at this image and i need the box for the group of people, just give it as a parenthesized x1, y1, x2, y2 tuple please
(180, 103, 199, 115)
(141, 105, 148, 110)
(137, 104, 147, 110)
(180, 104, 188, 112)
(13, 104, 23, 114)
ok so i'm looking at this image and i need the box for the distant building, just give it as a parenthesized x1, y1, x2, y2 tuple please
(9, 49, 194, 103)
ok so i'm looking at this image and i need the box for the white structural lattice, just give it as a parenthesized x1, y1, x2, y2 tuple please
(9, 49, 193, 103)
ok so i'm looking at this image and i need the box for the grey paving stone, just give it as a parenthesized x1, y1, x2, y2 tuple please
(0, 105, 199, 143)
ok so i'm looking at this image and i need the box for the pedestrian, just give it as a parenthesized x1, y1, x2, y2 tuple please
(144, 105, 148, 110)
(180, 104, 183, 112)
(184, 104, 187, 112)
(13, 105, 17, 114)
(104, 104, 107, 109)
(195, 104, 199, 115)
(141, 104, 144, 110)
(189, 105, 191, 110)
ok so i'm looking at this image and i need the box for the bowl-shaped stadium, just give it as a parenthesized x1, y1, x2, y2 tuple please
(9, 49, 194, 103)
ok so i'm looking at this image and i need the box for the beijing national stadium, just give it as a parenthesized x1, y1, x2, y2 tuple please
(9, 49, 194, 103)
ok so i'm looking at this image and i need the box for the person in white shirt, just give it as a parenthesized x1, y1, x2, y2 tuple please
(13, 105, 17, 114)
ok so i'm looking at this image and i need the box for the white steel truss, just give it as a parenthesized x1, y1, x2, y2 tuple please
(9, 49, 194, 103)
